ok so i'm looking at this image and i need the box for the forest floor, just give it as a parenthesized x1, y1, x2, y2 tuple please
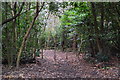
(2, 50, 120, 79)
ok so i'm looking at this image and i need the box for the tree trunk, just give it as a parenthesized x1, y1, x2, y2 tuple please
(11, 2, 17, 66)
(16, 2, 45, 68)
(61, 28, 65, 51)
(54, 37, 57, 63)
(41, 48, 43, 59)
(2, 2, 24, 26)
(100, 3, 104, 33)
(78, 37, 83, 54)
(33, 48, 36, 59)
(91, 2, 102, 55)
(72, 34, 77, 52)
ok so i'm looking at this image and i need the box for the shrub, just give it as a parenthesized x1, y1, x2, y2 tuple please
(95, 52, 110, 62)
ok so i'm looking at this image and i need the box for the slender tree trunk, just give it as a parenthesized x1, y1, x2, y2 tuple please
(41, 49, 44, 59)
(10, 2, 17, 66)
(5, 28, 11, 66)
(100, 3, 104, 53)
(61, 28, 65, 51)
(2, 2, 24, 26)
(91, 3, 102, 55)
(100, 3, 104, 33)
(33, 48, 36, 59)
(89, 36, 95, 57)
(73, 34, 77, 52)
(54, 49, 56, 63)
(54, 37, 57, 63)
(65, 51, 68, 60)
(4, 2, 12, 66)
(78, 37, 83, 53)
(16, 13, 38, 68)
(16, 2, 45, 68)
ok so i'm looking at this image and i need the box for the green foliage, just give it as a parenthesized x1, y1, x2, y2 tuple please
(2, 2, 120, 66)
(49, 2, 59, 13)
(60, 2, 90, 51)
(95, 52, 110, 62)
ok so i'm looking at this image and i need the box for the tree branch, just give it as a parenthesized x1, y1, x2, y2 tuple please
(16, 2, 45, 68)
(2, 2, 25, 26)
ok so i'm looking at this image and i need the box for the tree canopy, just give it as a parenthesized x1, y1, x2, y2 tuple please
(2, 2, 120, 68)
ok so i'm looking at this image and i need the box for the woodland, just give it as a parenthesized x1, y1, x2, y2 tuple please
(1, 2, 120, 79)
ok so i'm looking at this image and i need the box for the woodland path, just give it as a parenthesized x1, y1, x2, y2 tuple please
(2, 50, 119, 78)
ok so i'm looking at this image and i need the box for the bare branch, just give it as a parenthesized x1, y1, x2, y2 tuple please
(2, 2, 25, 26)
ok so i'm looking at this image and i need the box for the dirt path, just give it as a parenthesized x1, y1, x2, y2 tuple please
(2, 50, 119, 78)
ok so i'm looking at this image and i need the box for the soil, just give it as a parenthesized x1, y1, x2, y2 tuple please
(2, 50, 119, 79)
